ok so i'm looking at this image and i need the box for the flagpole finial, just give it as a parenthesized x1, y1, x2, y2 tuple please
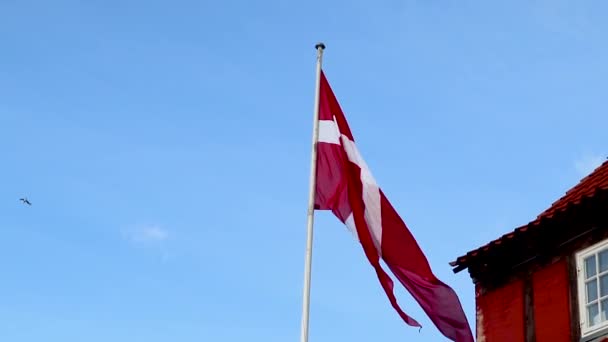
(315, 42, 325, 50)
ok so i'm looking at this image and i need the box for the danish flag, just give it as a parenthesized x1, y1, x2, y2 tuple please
(314, 71, 473, 342)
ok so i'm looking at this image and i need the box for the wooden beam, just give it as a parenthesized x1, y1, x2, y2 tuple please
(524, 273, 536, 342)
(567, 254, 581, 341)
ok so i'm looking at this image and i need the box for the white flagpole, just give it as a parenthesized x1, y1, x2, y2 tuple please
(300, 42, 325, 342)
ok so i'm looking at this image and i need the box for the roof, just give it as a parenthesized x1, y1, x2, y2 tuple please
(451, 159, 608, 273)
(537, 160, 608, 220)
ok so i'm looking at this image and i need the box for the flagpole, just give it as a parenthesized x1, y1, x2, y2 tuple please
(300, 42, 325, 342)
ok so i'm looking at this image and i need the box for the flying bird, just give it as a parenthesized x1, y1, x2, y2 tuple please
(20, 198, 31, 206)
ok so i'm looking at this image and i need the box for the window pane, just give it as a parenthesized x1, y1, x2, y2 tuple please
(602, 299, 608, 322)
(601, 275, 608, 297)
(587, 255, 597, 279)
(588, 280, 599, 303)
(589, 303, 600, 327)
(600, 250, 608, 273)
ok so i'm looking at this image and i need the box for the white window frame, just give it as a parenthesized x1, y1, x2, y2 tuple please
(576, 239, 608, 337)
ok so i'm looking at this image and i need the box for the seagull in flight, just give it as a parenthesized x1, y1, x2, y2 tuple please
(20, 197, 31, 206)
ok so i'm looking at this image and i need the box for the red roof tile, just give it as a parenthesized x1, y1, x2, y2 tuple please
(451, 159, 608, 271)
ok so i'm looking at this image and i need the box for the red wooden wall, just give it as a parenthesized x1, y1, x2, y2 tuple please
(476, 279, 525, 341)
(476, 259, 572, 341)
(532, 259, 571, 341)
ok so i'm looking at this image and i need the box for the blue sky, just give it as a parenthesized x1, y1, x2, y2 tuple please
(1, 0, 607, 341)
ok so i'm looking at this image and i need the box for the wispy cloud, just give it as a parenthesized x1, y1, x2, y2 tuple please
(122, 224, 172, 262)
(575, 154, 604, 177)
(531, 0, 598, 41)
(122, 224, 169, 244)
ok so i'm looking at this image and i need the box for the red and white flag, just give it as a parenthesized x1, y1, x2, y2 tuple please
(314, 71, 473, 342)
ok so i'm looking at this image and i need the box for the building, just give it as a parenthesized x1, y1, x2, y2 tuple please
(450, 161, 608, 342)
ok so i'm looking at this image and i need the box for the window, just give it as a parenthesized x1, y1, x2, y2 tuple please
(577, 240, 608, 337)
